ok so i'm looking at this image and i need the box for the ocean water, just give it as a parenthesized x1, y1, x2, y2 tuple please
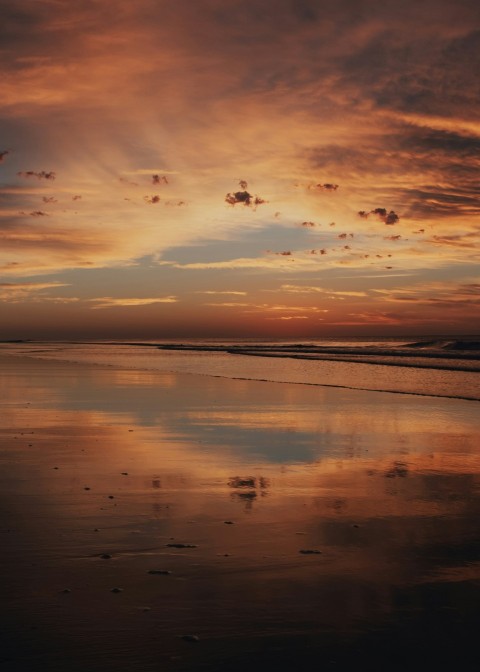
(1, 336, 479, 401)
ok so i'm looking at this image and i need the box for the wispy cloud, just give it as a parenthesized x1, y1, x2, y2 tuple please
(278, 284, 367, 297)
(88, 296, 178, 309)
(195, 290, 247, 296)
(0, 281, 70, 301)
(374, 281, 480, 308)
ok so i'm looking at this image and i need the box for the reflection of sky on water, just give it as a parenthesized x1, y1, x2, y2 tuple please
(6, 355, 479, 466)
(2, 355, 480, 671)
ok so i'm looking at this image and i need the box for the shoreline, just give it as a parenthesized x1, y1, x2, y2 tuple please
(3, 349, 480, 403)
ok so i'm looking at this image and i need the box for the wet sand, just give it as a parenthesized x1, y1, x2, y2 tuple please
(1, 354, 480, 671)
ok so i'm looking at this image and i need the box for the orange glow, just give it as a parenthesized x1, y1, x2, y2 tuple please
(1, 1, 479, 337)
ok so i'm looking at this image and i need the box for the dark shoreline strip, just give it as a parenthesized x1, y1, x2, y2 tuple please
(224, 350, 480, 373)
(155, 344, 480, 362)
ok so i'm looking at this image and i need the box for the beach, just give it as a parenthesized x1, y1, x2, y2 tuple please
(1, 352, 480, 671)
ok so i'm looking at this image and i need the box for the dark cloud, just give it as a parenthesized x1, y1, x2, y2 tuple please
(429, 233, 478, 249)
(0, 0, 133, 72)
(397, 185, 480, 219)
(152, 174, 169, 185)
(0, 3, 50, 51)
(308, 123, 480, 191)
(308, 182, 339, 191)
(336, 25, 480, 120)
(459, 283, 480, 295)
(358, 208, 400, 224)
(384, 211, 399, 225)
(17, 170, 56, 180)
(369, 124, 480, 188)
(400, 127, 480, 158)
(253, 196, 267, 206)
(225, 181, 266, 208)
(225, 190, 251, 205)
(387, 283, 480, 308)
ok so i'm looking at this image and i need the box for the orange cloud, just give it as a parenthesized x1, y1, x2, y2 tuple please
(88, 296, 178, 309)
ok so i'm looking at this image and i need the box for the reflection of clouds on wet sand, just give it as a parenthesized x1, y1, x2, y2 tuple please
(1, 355, 480, 670)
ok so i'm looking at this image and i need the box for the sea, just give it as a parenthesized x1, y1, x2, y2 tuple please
(2, 335, 479, 401)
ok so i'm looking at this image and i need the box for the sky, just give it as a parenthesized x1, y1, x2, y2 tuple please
(1, 0, 479, 339)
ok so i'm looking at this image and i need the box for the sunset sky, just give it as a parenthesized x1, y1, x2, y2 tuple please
(1, 0, 479, 339)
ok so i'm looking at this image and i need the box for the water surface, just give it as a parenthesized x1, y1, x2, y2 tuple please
(1, 354, 479, 670)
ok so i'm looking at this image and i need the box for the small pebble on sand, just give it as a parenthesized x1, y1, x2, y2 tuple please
(299, 549, 322, 555)
(111, 587, 123, 593)
(166, 543, 197, 549)
(100, 553, 112, 559)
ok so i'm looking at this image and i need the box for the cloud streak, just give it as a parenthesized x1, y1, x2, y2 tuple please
(88, 296, 178, 309)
